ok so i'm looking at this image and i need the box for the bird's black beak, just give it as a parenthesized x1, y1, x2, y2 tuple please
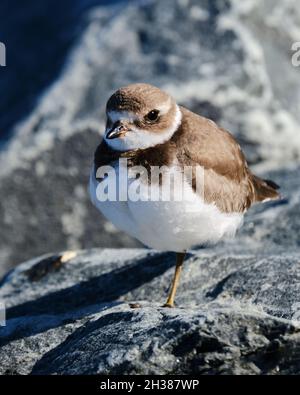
(106, 123, 128, 139)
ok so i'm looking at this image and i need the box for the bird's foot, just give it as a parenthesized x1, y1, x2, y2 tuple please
(162, 302, 174, 308)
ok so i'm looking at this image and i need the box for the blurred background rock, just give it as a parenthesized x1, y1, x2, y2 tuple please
(0, 0, 299, 276)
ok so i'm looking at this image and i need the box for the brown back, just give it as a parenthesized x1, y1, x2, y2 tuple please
(94, 106, 280, 213)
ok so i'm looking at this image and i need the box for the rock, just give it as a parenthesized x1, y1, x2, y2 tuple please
(0, 247, 300, 374)
(0, 0, 299, 374)
(0, 0, 300, 273)
(217, 164, 300, 255)
(30, 306, 300, 375)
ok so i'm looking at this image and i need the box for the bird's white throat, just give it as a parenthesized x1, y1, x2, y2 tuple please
(105, 105, 182, 151)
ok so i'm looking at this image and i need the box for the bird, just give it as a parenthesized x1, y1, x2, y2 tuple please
(89, 83, 280, 307)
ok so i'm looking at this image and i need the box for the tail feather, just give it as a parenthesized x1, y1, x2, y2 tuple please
(263, 178, 280, 190)
(252, 175, 281, 203)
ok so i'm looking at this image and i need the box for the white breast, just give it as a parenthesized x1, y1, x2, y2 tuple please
(89, 164, 244, 252)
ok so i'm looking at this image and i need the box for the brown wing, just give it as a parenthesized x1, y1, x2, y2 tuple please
(174, 107, 279, 213)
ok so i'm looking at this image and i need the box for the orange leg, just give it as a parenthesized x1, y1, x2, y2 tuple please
(163, 252, 186, 307)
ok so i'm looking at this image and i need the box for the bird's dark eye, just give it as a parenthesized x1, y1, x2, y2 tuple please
(145, 109, 159, 122)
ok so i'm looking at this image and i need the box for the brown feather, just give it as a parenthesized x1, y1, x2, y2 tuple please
(94, 101, 280, 213)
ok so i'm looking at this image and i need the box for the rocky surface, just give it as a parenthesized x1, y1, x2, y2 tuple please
(0, 0, 300, 274)
(0, 237, 300, 374)
(1, 162, 299, 375)
(0, 0, 299, 375)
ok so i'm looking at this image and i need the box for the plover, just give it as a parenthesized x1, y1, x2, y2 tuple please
(90, 83, 280, 307)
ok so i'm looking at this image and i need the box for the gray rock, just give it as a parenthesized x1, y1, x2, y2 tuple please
(31, 306, 300, 375)
(0, 248, 300, 374)
(217, 165, 300, 255)
(0, 0, 299, 375)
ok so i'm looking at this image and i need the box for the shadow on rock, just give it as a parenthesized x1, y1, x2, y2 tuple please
(0, 252, 174, 346)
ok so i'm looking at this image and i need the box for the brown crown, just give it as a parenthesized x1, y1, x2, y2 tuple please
(106, 83, 173, 114)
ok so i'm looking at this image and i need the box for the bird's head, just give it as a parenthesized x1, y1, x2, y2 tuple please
(104, 83, 182, 151)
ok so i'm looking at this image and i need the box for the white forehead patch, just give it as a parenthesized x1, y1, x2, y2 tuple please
(107, 97, 172, 123)
(105, 105, 182, 152)
(108, 111, 138, 123)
